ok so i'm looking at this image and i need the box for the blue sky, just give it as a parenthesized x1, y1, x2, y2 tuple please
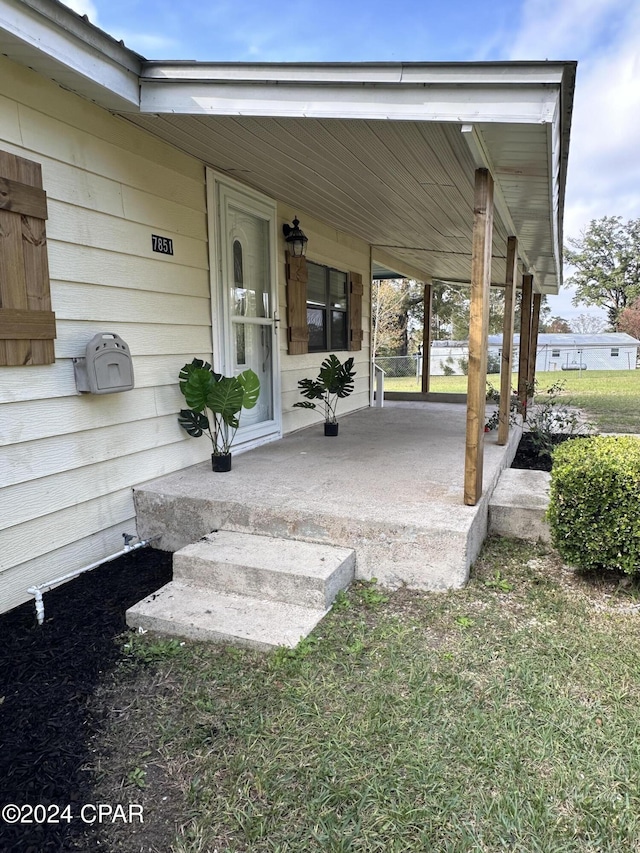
(68, 0, 640, 323)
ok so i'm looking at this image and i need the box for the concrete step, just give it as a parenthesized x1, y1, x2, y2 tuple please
(125, 582, 328, 650)
(488, 469, 552, 544)
(173, 531, 356, 610)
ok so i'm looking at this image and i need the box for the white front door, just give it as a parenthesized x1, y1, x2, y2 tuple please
(210, 176, 281, 446)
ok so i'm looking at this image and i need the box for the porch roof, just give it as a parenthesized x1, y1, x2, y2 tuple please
(124, 61, 575, 294)
(1, 0, 576, 294)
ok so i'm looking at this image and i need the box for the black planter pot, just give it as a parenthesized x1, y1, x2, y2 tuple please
(211, 453, 232, 472)
(324, 422, 339, 437)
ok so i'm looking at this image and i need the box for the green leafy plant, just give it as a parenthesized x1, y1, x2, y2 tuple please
(484, 571, 514, 592)
(358, 578, 389, 609)
(331, 589, 352, 611)
(484, 381, 519, 432)
(177, 359, 260, 456)
(271, 635, 319, 668)
(293, 354, 356, 424)
(548, 435, 640, 574)
(123, 635, 185, 664)
(526, 380, 592, 458)
(127, 765, 147, 789)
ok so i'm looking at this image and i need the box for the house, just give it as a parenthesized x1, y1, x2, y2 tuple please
(0, 0, 575, 613)
(488, 333, 640, 372)
(403, 332, 640, 377)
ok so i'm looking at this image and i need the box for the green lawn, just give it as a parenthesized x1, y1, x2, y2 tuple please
(99, 539, 640, 852)
(534, 370, 639, 434)
(384, 370, 639, 433)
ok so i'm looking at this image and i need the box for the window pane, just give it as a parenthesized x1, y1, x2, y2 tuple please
(331, 310, 347, 350)
(308, 307, 326, 350)
(307, 262, 327, 306)
(329, 270, 347, 310)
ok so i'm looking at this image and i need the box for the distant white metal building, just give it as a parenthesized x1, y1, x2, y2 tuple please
(488, 333, 640, 371)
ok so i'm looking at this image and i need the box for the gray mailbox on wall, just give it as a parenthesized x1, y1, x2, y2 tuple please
(73, 333, 135, 395)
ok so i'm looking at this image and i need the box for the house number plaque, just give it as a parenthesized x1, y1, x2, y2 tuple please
(151, 234, 174, 255)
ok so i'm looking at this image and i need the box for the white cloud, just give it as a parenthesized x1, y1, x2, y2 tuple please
(508, 0, 640, 321)
(509, 0, 640, 241)
(509, 0, 628, 59)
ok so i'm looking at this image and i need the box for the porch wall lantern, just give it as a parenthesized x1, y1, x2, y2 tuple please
(282, 217, 308, 257)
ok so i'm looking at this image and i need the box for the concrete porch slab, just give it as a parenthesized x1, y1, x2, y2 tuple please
(135, 402, 522, 590)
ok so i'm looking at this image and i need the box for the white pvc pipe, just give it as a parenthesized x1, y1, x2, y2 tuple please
(374, 365, 385, 408)
(27, 534, 157, 625)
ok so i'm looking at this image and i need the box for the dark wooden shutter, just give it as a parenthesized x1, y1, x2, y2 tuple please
(286, 252, 308, 355)
(0, 151, 55, 366)
(349, 271, 363, 352)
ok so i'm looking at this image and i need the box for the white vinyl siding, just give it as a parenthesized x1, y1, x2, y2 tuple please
(278, 206, 371, 435)
(0, 55, 210, 613)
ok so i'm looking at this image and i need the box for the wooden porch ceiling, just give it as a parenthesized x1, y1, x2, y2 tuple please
(125, 110, 560, 293)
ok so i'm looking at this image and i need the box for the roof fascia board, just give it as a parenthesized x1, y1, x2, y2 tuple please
(548, 114, 563, 292)
(138, 80, 559, 123)
(0, 0, 141, 108)
(141, 61, 567, 86)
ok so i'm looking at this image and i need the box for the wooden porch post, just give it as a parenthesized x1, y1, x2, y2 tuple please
(528, 293, 542, 390)
(422, 282, 432, 393)
(498, 236, 518, 445)
(464, 168, 494, 506)
(517, 273, 533, 416)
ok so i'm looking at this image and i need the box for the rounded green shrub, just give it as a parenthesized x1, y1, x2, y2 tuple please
(547, 435, 640, 574)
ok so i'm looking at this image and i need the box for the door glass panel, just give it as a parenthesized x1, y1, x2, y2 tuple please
(235, 324, 246, 366)
(235, 322, 274, 426)
(230, 208, 270, 318)
(222, 193, 277, 438)
(233, 240, 247, 316)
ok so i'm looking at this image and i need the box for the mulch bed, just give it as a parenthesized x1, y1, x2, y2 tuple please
(510, 432, 578, 472)
(0, 547, 172, 853)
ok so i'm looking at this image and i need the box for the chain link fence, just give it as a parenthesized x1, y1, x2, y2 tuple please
(376, 342, 639, 379)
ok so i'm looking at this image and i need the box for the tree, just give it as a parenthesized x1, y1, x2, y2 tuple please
(371, 279, 407, 358)
(570, 313, 607, 334)
(564, 216, 640, 329)
(618, 298, 640, 340)
(544, 315, 572, 333)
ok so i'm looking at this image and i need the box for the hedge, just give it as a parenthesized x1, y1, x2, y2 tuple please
(547, 435, 640, 574)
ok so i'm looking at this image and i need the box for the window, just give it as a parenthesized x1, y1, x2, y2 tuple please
(551, 349, 560, 358)
(306, 261, 348, 352)
(611, 347, 619, 357)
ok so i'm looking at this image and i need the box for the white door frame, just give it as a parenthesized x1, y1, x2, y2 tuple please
(206, 168, 282, 449)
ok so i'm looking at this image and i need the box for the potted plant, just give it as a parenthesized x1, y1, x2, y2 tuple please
(177, 359, 260, 471)
(293, 354, 356, 436)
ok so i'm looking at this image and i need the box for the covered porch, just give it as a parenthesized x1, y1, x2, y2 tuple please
(118, 60, 574, 507)
(135, 401, 521, 590)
